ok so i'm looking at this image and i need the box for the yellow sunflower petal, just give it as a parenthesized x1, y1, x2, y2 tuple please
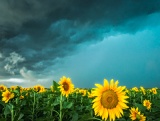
(104, 79, 109, 89)
(109, 79, 114, 89)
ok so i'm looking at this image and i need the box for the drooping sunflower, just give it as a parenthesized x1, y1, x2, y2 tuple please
(92, 79, 129, 121)
(2, 90, 14, 103)
(58, 76, 74, 97)
(130, 107, 146, 121)
(140, 86, 146, 95)
(143, 99, 151, 110)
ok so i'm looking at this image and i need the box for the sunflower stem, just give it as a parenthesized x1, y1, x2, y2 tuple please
(141, 95, 143, 103)
(80, 96, 83, 112)
(11, 104, 14, 121)
(32, 91, 36, 121)
(59, 94, 63, 121)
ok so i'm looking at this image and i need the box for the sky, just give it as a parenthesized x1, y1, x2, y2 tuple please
(0, 0, 160, 88)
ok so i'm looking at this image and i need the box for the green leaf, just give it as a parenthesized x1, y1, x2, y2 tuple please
(63, 102, 73, 109)
(152, 99, 160, 108)
(78, 113, 95, 121)
(134, 103, 146, 112)
(53, 97, 60, 106)
(71, 111, 78, 121)
(13, 90, 19, 95)
(4, 105, 11, 116)
(21, 100, 26, 106)
(18, 113, 24, 121)
(53, 80, 60, 91)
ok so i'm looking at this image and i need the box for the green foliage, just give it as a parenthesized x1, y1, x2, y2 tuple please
(0, 83, 160, 121)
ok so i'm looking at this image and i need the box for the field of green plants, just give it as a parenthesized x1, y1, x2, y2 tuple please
(0, 77, 160, 121)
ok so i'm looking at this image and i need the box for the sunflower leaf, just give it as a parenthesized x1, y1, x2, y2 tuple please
(18, 113, 24, 121)
(63, 102, 73, 109)
(134, 103, 146, 112)
(53, 80, 60, 91)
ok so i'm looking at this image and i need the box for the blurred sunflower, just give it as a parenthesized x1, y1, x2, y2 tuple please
(130, 107, 146, 121)
(92, 79, 129, 121)
(2, 90, 14, 103)
(132, 87, 139, 92)
(50, 85, 54, 92)
(58, 76, 74, 97)
(10, 86, 18, 91)
(150, 87, 157, 94)
(143, 99, 151, 110)
(88, 90, 94, 98)
(79, 89, 87, 96)
(140, 86, 146, 95)
(33, 85, 45, 93)
(20, 95, 24, 99)
(0, 85, 7, 91)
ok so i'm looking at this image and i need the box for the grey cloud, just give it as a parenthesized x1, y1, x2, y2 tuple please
(5, 52, 25, 65)
(19, 67, 36, 81)
(4, 52, 25, 74)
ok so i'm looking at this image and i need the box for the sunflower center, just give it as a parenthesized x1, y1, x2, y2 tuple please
(6, 93, 10, 99)
(63, 82, 69, 91)
(37, 87, 41, 91)
(101, 90, 118, 109)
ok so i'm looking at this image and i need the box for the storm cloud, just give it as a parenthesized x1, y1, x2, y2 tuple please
(0, 0, 160, 87)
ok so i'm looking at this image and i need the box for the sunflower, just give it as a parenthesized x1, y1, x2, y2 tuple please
(140, 86, 146, 95)
(130, 107, 146, 121)
(50, 85, 54, 92)
(10, 85, 18, 91)
(0, 85, 7, 91)
(150, 87, 157, 94)
(58, 76, 74, 97)
(2, 90, 14, 103)
(92, 79, 129, 121)
(143, 99, 151, 110)
(33, 85, 46, 93)
(132, 87, 139, 92)
(79, 89, 87, 96)
(20, 95, 24, 99)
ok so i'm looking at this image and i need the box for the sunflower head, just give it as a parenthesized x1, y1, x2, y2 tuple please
(143, 99, 151, 110)
(33, 85, 45, 93)
(20, 95, 24, 99)
(150, 87, 157, 94)
(132, 87, 139, 92)
(58, 76, 74, 97)
(130, 107, 146, 121)
(92, 79, 129, 121)
(79, 89, 87, 96)
(0, 85, 7, 91)
(10, 86, 18, 91)
(2, 90, 14, 103)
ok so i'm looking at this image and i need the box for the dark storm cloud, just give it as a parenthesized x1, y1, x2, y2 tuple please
(1, 0, 160, 39)
(0, 0, 160, 79)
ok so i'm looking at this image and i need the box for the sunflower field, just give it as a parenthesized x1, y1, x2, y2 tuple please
(0, 76, 160, 121)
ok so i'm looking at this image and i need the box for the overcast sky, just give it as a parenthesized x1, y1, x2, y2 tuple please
(0, 0, 160, 88)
